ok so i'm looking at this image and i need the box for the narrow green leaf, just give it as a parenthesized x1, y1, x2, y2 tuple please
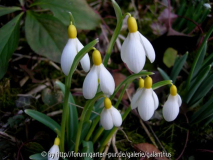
(25, 11, 67, 63)
(31, 0, 100, 29)
(29, 153, 47, 160)
(55, 81, 78, 146)
(170, 52, 188, 83)
(191, 98, 213, 123)
(103, 0, 123, 66)
(0, 6, 21, 17)
(190, 73, 213, 105)
(192, 42, 207, 78)
(187, 25, 213, 88)
(185, 65, 211, 103)
(0, 13, 23, 79)
(82, 141, 94, 160)
(201, 53, 213, 68)
(25, 109, 61, 137)
(157, 67, 170, 80)
(90, 97, 104, 120)
(152, 80, 172, 90)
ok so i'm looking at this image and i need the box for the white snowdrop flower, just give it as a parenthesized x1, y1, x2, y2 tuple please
(48, 137, 60, 160)
(61, 23, 90, 75)
(131, 76, 159, 121)
(163, 84, 182, 122)
(203, 3, 211, 9)
(83, 49, 115, 99)
(100, 97, 122, 130)
(121, 16, 155, 73)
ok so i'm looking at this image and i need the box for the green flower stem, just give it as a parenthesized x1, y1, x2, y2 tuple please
(99, 107, 131, 152)
(85, 116, 100, 141)
(75, 92, 103, 152)
(114, 82, 130, 108)
(60, 76, 71, 152)
(93, 127, 104, 143)
(186, 25, 213, 89)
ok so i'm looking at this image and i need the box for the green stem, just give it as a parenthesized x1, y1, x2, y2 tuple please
(99, 107, 131, 152)
(186, 25, 213, 89)
(93, 127, 104, 143)
(114, 82, 130, 108)
(85, 116, 100, 141)
(60, 76, 71, 152)
(75, 92, 103, 152)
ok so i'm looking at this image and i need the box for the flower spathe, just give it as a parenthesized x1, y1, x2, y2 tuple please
(121, 16, 155, 73)
(100, 97, 122, 130)
(163, 85, 182, 122)
(48, 137, 60, 160)
(61, 23, 90, 76)
(83, 49, 115, 99)
(131, 77, 159, 121)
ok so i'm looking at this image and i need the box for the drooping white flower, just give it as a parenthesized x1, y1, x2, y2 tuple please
(61, 24, 90, 75)
(121, 16, 155, 73)
(48, 137, 60, 160)
(203, 3, 211, 9)
(100, 97, 122, 130)
(163, 84, 182, 122)
(131, 77, 159, 121)
(83, 49, 115, 99)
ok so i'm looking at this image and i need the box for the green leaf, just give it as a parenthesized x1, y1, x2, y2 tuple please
(187, 25, 213, 88)
(82, 141, 94, 160)
(191, 98, 213, 123)
(192, 42, 207, 79)
(157, 67, 170, 80)
(190, 73, 213, 105)
(25, 11, 67, 63)
(163, 48, 177, 68)
(170, 52, 188, 83)
(25, 109, 61, 137)
(55, 81, 78, 144)
(152, 80, 172, 90)
(0, 13, 23, 79)
(185, 65, 211, 103)
(31, 0, 100, 30)
(201, 53, 213, 69)
(103, 0, 123, 66)
(0, 6, 21, 17)
(90, 97, 104, 120)
(29, 153, 47, 160)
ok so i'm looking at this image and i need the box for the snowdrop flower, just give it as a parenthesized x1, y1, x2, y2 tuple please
(83, 49, 115, 99)
(48, 137, 60, 160)
(203, 3, 211, 9)
(61, 23, 90, 75)
(131, 76, 159, 121)
(163, 84, 182, 122)
(100, 97, 122, 130)
(121, 16, 155, 73)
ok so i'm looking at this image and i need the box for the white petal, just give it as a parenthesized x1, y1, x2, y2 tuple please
(177, 94, 182, 107)
(48, 145, 59, 160)
(125, 32, 146, 73)
(139, 32, 155, 63)
(99, 64, 115, 96)
(60, 39, 77, 75)
(131, 88, 143, 109)
(137, 89, 155, 121)
(121, 34, 130, 63)
(152, 90, 159, 110)
(109, 106, 122, 127)
(76, 38, 90, 72)
(83, 66, 98, 99)
(163, 96, 179, 122)
(100, 108, 114, 130)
